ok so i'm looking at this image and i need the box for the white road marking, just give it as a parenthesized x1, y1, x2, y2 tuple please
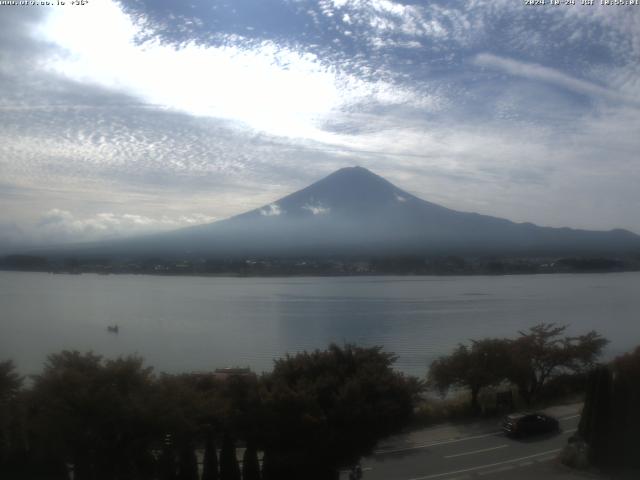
(338, 467, 373, 474)
(444, 445, 508, 459)
(478, 465, 514, 475)
(407, 448, 562, 480)
(560, 414, 580, 421)
(535, 456, 558, 463)
(375, 432, 503, 455)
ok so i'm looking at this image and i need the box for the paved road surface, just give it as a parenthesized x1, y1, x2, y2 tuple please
(343, 403, 597, 480)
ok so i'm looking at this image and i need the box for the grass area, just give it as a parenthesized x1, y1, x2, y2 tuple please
(411, 384, 585, 429)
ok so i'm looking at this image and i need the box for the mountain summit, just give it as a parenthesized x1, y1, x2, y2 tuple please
(44, 167, 640, 259)
(236, 166, 430, 220)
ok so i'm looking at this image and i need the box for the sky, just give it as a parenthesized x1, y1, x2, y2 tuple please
(1, 0, 639, 249)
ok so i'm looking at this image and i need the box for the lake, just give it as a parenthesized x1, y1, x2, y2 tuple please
(1, 271, 639, 377)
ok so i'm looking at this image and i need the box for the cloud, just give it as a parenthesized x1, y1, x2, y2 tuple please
(31, 209, 216, 245)
(260, 204, 283, 217)
(473, 53, 640, 106)
(321, 0, 448, 39)
(35, 0, 437, 141)
(302, 203, 330, 215)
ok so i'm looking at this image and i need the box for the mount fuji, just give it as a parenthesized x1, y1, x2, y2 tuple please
(35, 167, 640, 259)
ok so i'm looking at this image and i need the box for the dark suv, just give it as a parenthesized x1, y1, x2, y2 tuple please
(502, 412, 560, 437)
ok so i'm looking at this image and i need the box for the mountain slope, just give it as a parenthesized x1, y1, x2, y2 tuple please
(39, 167, 640, 259)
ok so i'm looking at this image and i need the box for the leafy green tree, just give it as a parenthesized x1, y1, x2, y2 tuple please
(151, 374, 207, 443)
(201, 431, 219, 480)
(609, 346, 640, 468)
(579, 346, 640, 470)
(217, 374, 262, 444)
(261, 344, 422, 480)
(260, 449, 274, 480)
(0, 361, 22, 401)
(242, 441, 260, 480)
(578, 366, 613, 466)
(508, 324, 608, 404)
(28, 351, 157, 480)
(429, 325, 608, 409)
(0, 360, 26, 477)
(177, 442, 198, 480)
(219, 432, 241, 480)
(159, 444, 177, 480)
(429, 339, 511, 412)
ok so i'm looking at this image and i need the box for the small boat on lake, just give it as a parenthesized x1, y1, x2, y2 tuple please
(107, 325, 119, 334)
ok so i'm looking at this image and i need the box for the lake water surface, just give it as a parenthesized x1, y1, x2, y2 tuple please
(1, 271, 639, 377)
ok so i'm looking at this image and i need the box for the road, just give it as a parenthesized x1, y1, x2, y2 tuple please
(343, 403, 596, 480)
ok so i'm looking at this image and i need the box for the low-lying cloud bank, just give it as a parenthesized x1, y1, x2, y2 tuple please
(1, 210, 216, 250)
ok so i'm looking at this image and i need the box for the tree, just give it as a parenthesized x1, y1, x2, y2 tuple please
(159, 444, 177, 480)
(28, 351, 158, 480)
(609, 345, 640, 468)
(260, 344, 422, 479)
(177, 442, 198, 480)
(242, 441, 261, 480)
(201, 431, 219, 480)
(508, 324, 608, 404)
(428, 339, 511, 412)
(0, 360, 25, 477)
(0, 361, 22, 401)
(260, 449, 276, 480)
(578, 366, 613, 467)
(428, 325, 608, 410)
(216, 373, 262, 445)
(579, 346, 640, 470)
(219, 432, 241, 480)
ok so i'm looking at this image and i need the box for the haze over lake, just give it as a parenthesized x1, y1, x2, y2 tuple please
(2, 271, 639, 377)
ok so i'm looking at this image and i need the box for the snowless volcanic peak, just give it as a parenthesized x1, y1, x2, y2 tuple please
(156, 166, 640, 258)
(32, 166, 640, 259)
(243, 166, 423, 220)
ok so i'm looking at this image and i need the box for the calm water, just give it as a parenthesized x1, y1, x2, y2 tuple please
(1, 271, 639, 377)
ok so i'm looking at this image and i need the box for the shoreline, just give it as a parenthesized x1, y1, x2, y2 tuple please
(1, 268, 639, 279)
